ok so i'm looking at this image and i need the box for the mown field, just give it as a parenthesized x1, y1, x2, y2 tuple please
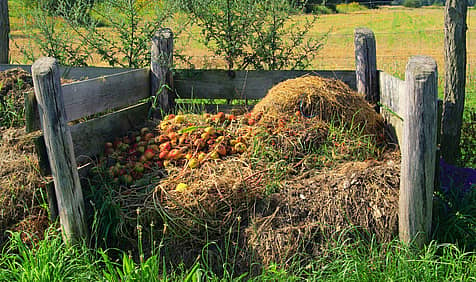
(1, 2, 476, 281)
(7, 4, 476, 107)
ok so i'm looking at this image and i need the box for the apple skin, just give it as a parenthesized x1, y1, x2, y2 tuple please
(159, 151, 169, 160)
(144, 149, 155, 160)
(215, 144, 227, 156)
(167, 149, 183, 160)
(209, 151, 220, 160)
(160, 142, 172, 152)
(134, 162, 145, 173)
(188, 158, 200, 169)
(144, 132, 155, 141)
(140, 127, 150, 136)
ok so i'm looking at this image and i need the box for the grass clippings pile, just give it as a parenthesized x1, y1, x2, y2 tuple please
(246, 153, 400, 267)
(252, 75, 385, 137)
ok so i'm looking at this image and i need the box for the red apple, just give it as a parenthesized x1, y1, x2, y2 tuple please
(167, 149, 182, 160)
(159, 142, 172, 152)
(144, 132, 155, 141)
(159, 150, 169, 160)
(140, 127, 150, 136)
(144, 149, 155, 160)
(215, 144, 227, 156)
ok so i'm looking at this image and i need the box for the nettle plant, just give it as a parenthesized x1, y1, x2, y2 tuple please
(20, 0, 186, 68)
(179, 0, 325, 71)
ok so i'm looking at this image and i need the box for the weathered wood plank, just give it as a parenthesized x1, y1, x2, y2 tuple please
(0, 64, 134, 80)
(32, 57, 88, 243)
(379, 71, 405, 145)
(61, 68, 150, 122)
(46, 163, 94, 222)
(399, 56, 438, 248)
(24, 91, 41, 133)
(0, 0, 9, 64)
(71, 102, 149, 164)
(354, 28, 378, 105)
(151, 28, 174, 116)
(174, 70, 356, 100)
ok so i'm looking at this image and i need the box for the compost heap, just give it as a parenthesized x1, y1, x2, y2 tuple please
(0, 68, 50, 246)
(92, 75, 399, 270)
(253, 75, 385, 137)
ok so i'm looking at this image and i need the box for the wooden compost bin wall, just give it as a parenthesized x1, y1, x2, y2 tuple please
(12, 27, 437, 246)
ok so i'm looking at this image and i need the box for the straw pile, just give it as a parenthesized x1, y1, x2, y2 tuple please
(0, 128, 48, 245)
(245, 152, 400, 267)
(252, 75, 385, 137)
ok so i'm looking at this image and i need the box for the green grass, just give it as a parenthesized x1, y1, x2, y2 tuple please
(1, 229, 476, 281)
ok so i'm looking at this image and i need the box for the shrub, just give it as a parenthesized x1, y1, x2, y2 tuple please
(178, 0, 325, 71)
(311, 4, 335, 14)
(336, 2, 367, 13)
(403, 0, 422, 8)
(19, 0, 185, 68)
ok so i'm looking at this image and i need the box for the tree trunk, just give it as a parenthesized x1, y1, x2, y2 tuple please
(440, 0, 467, 164)
(0, 0, 9, 64)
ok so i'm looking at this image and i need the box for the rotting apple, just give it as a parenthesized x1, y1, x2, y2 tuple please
(167, 149, 183, 160)
(159, 142, 172, 152)
(140, 127, 150, 136)
(159, 150, 169, 160)
(215, 144, 227, 156)
(134, 162, 145, 173)
(188, 158, 200, 169)
(176, 183, 188, 192)
(144, 149, 155, 160)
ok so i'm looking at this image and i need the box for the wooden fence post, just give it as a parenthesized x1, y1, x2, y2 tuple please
(32, 57, 88, 244)
(151, 28, 174, 117)
(0, 0, 9, 63)
(354, 27, 378, 106)
(440, 0, 468, 164)
(399, 56, 438, 248)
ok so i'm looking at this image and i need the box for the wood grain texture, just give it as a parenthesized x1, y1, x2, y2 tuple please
(0, 0, 9, 64)
(440, 0, 468, 164)
(45, 163, 94, 222)
(379, 71, 405, 145)
(61, 68, 149, 122)
(24, 91, 41, 133)
(32, 57, 88, 243)
(0, 64, 134, 80)
(151, 28, 174, 115)
(174, 70, 356, 100)
(71, 102, 149, 164)
(399, 56, 438, 248)
(354, 28, 378, 105)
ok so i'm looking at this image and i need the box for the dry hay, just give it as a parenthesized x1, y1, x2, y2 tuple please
(148, 157, 267, 243)
(0, 68, 33, 116)
(0, 127, 48, 245)
(252, 75, 385, 137)
(245, 152, 400, 267)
